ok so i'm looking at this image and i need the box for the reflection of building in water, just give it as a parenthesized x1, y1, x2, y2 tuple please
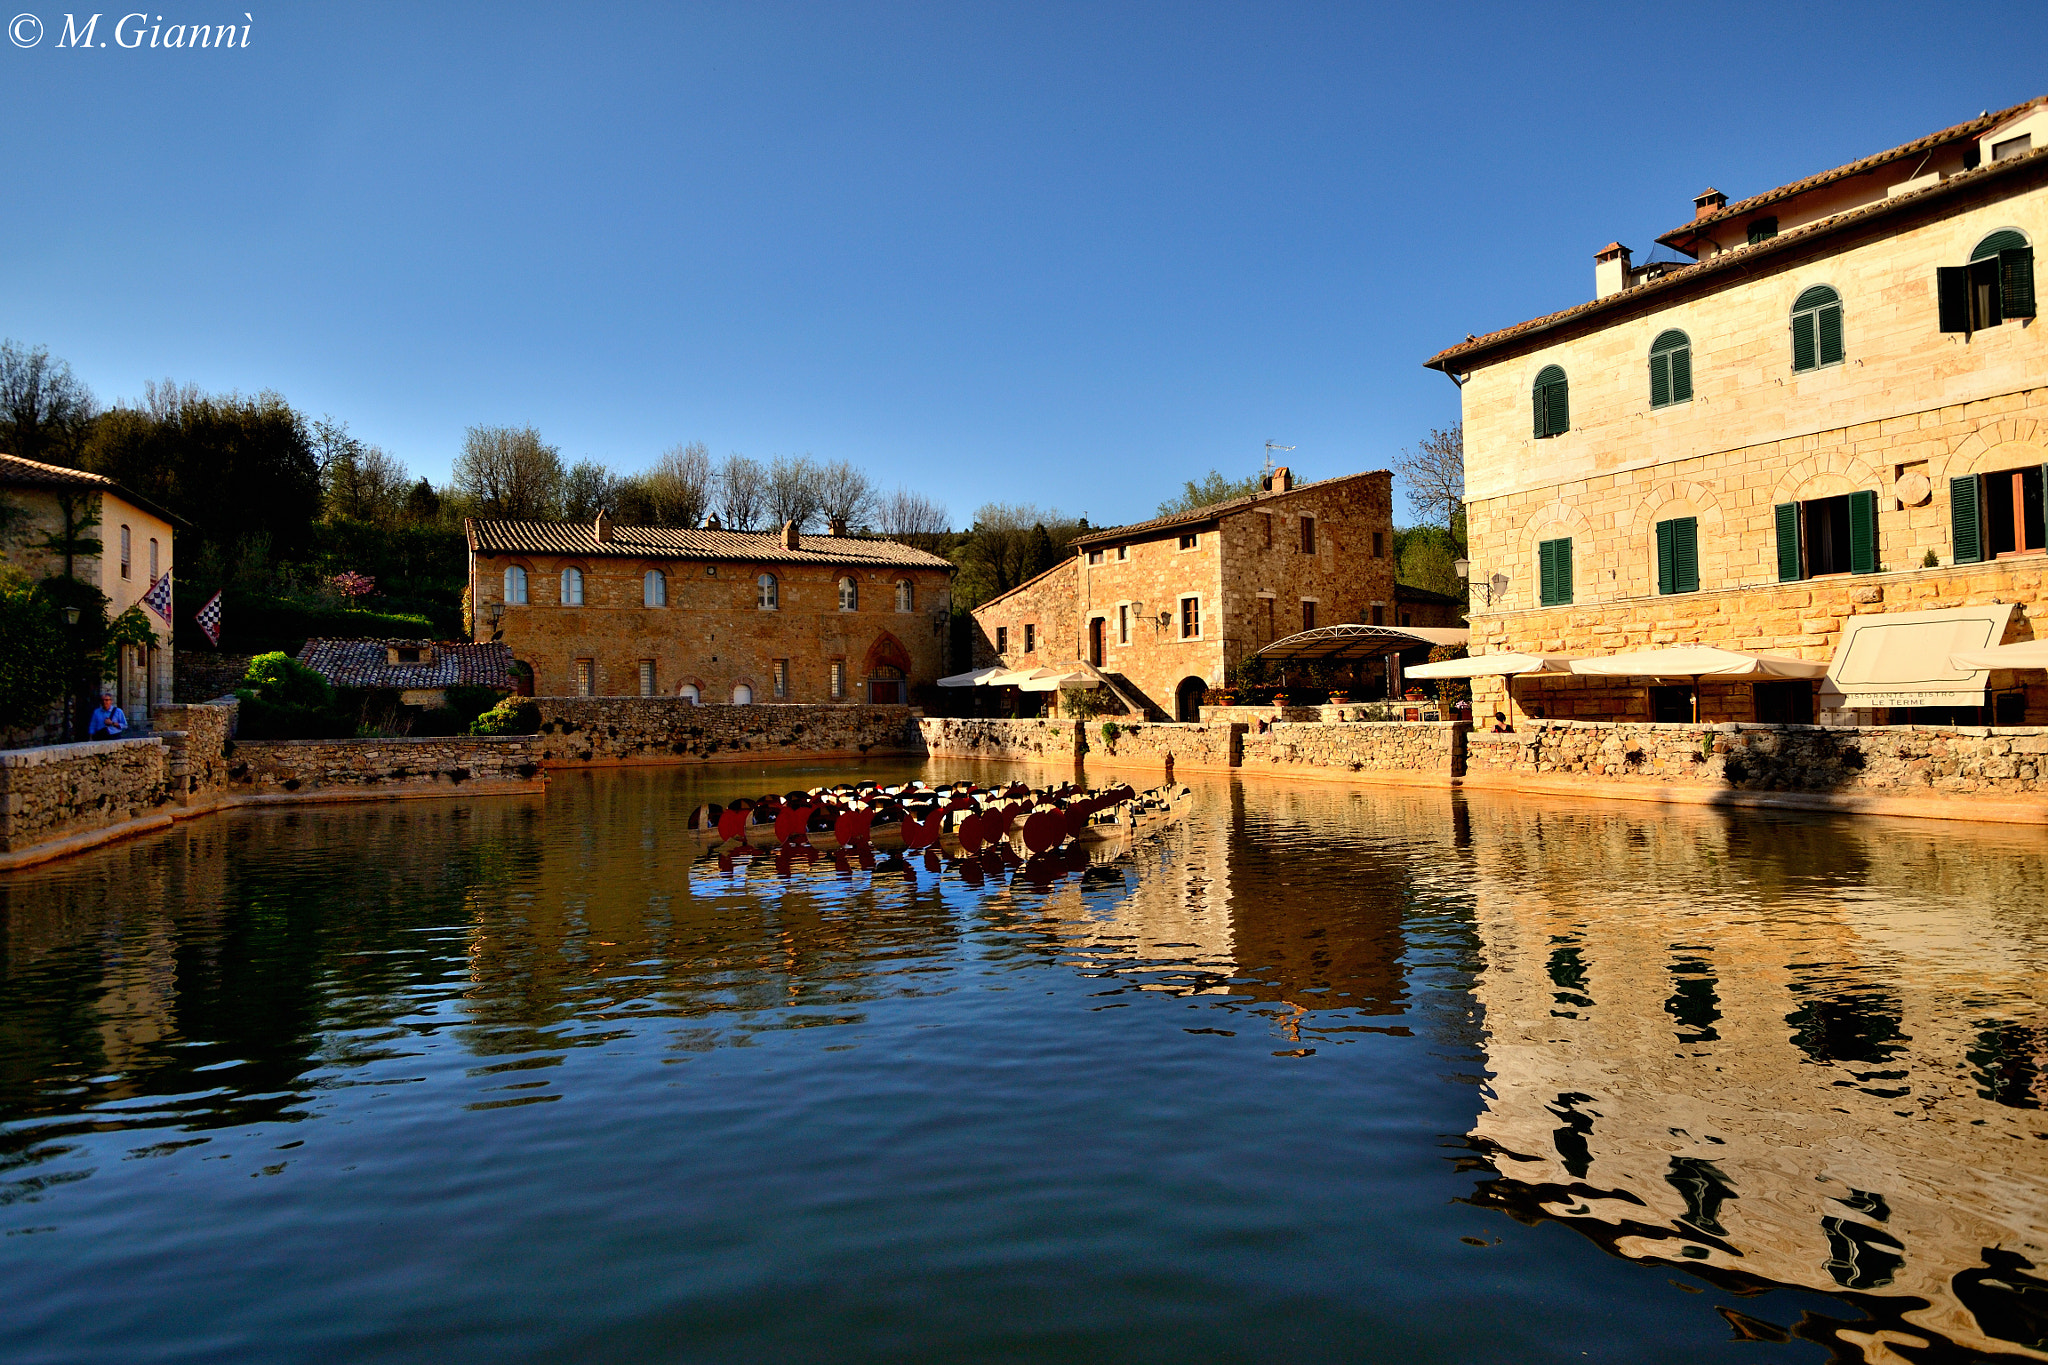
(1463, 799, 2048, 1360)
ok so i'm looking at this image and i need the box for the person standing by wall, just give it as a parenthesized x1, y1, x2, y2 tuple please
(87, 692, 127, 740)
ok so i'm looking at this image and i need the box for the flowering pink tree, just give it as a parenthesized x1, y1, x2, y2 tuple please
(329, 570, 376, 601)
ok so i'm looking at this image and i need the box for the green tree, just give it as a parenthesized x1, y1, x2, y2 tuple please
(1395, 525, 1466, 599)
(0, 571, 65, 731)
(1157, 469, 1262, 517)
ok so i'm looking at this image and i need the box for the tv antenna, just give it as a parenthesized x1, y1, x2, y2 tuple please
(1262, 440, 1295, 482)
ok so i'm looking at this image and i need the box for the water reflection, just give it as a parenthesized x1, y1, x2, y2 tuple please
(0, 767, 2042, 1362)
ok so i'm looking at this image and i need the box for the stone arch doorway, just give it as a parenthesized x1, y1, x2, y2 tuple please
(1175, 676, 1207, 722)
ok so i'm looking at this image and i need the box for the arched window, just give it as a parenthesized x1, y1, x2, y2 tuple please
(559, 567, 584, 605)
(1649, 330, 1692, 408)
(677, 682, 700, 703)
(1532, 365, 1568, 438)
(643, 568, 667, 607)
(895, 580, 913, 612)
(838, 577, 858, 611)
(1943, 230, 2036, 333)
(503, 565, 528, 604)
(1790, 285, 1844, 372)
(756, 573, 778, 610)
(731, 683, 753, 705)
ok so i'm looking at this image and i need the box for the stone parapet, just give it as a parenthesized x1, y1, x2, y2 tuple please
(152, 701, 238, 798)
(533, 698, 918, 766)
(0, 737, 170, 852)
(1087, 720, 1242, 773)
(1241, 721, 1466, 779)
(225, 735, 546, 797)
(917, 717, 1083, 763)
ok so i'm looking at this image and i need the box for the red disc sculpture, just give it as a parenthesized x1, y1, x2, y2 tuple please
(1022, 810, 1065, 854)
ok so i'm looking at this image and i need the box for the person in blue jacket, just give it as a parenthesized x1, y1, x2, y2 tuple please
(87, 692, 127, 739)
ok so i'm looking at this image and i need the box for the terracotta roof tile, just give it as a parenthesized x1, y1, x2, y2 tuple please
(295, 639, 515, 690)
(468, 519, 953, 569)
(0, 452, 187, 525)
(1071, 471, 1388, 547)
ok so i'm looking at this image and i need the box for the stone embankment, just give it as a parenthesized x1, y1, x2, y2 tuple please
(535, 699, 917, 766)
(0, 738, 172, 854)
(1241, 721, 1463, 781)
(916, 718, 1082, 763)
(1088, 720, 1244, 773)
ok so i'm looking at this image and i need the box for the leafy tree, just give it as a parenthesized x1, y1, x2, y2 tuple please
(1394, 423, 1463, 529)
(0, 339, 98, 467)
(403, 478, 443, 523)
(1395, 525, 1466, 600)
(561, 459, 623, 520)
(1157, 468, 1261, 517)
(0, 570, 65, 730)
(315, 417, 409, 522)
(451, 425, 564, 519)
(949, 503, 1085, 609)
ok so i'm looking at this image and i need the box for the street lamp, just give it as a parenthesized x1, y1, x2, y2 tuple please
(59, 606, 81, 742)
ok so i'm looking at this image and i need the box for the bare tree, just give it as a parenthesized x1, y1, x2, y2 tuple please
(716, 452, 768, 530)
(645, 440, 713, 526)
(1394, 422, 1464, 530)
(0, 340, 98, 466)
(452, 425, 565, 519)
(876, 487, 950, 540)
(766, 453, 822, 530)
(141, 378, 202, 422)
(315, 417, 410, 522)
(812, 459, 877, 530)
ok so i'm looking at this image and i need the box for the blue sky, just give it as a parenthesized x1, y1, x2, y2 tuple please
(2, 1, 2043, 528)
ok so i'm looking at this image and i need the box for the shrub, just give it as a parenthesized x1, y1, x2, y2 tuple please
(0, 573, 65, 731)
(1100, 721, 1121, 748)
(471, 698, 541, 736)
(242, 652, 334, 708)
(234, 651, 353, 739)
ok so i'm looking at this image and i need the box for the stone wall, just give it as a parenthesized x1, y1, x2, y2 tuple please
(917, 717, 1082, 763)
(969, 559, 1083, 670)
(1086, 720, 1242, 773)
(1199, 703, 1327, 725)
(175, 651, 256, 703)
(153, 701, 238, 797)
(225, 734, 546, 797)
(0, 738, 170, 852)
(532, 698, 919, 766)
(1241, 721, 1465, 780)
(1465, 719, 2048, 798)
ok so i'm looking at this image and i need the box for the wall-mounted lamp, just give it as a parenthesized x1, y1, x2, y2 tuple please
(1453, 560, 1509, 607)
(61, 606, 80, 626)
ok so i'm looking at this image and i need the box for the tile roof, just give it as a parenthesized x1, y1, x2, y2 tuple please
(0, 452, 187, 525)
(1656, 96, 2044, 252)
(295, 638, 515, 690)
(1395, 583, 1464, 606)
(468, 518, 953, 569)
(1423, 142, 2048, 373)
(1070, 471, 1388, 547)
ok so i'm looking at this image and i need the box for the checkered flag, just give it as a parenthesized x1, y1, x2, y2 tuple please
(195, 590, 223, 646)
(141, 571, 173, 621)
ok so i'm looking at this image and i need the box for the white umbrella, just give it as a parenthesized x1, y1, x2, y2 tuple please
(1404, 652, 1573, 679)
(937, 666, 1006, 688)
(1950, 640, 2048, 671)
(1569, 647, 1826, 723)
(1018, 669, 1099, 692)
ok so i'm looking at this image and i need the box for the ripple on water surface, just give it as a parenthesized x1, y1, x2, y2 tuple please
(1, 764, 2045, 1364)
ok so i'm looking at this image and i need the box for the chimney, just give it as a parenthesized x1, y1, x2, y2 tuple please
(1594, 242, 1633, 299)
(703, 512, 722, 530)
(780, 519, 800, 550)
(1692, 187, 1727, 220)
(594, 507, 613, 543)
(1261, 465, 1293, 493)
(828, 515, 847, 537)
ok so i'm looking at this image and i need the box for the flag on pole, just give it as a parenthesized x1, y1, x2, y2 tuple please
(141, 571, 173, 621)
(195, 590, 224, 646)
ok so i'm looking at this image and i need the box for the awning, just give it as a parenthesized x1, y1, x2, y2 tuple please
(1018, 669, 1099, 692)
(1404, 652, 1572, 679)
(1569, 647, 1827, 680)
(1825, 604, 2015, 707)
(1951, 639, 2048, 671)
(937, 666, 1006, 688)
(1258, 623, 1470, 661)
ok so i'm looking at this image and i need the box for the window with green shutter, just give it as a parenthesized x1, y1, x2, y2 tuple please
(1943, 231, 2036, 331)
(1775, 502, 1802, 581)
(1965, 465, 2048, 558)
(1656, 516, 1699, 594)
(1649, 330, 1693, 408)
(1951, 474, 1983, 564)
(1538, 536, 1573, 606)
(1532, 365, 1569, 438)
(1848, 489, 1878, 574)
(1791, 285, 1843, 371)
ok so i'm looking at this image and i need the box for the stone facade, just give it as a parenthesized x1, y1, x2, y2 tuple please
(1241, 721, 1464, 779)
(226, 735, 547, 798)
(470, 517, 953, 705)
(1087, 720, 1243, 773)
(174, 650, 255, 704)
(529, 698, 919, 766)
(972, 469, 1399, 721)
(916, 717, 1083, 763)
(1433, 106, 2048, 728)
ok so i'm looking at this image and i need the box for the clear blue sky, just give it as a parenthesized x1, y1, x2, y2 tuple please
(3, 1, 2043, 528)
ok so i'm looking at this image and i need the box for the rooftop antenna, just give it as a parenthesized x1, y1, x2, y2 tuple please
(1262, 440, 1295, 483)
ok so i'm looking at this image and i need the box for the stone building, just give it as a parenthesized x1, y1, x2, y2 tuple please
(0, 453, 179, 733)
(972, 467, 1399, 718)
(467, 513, 954, 702)
(1426, 95, 2048, 725)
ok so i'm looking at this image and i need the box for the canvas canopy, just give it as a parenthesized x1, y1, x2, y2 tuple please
(1567, 647, 1827, 680)
(1950, 639, 2048, 671)
(1018, 669, 1100, 692)
(1403, 652, 1572, 680)
(1257, 623, 1469, 661)
(1824, 604, 2014, 708)
(937, 666, 1007, 688)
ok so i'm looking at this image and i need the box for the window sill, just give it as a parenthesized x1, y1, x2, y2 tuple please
(1994, 548, 2047, 560)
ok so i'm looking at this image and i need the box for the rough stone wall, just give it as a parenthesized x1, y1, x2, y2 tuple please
(0, 738, 170, 851)
(477, 550, 952, 703)
(1241, 721, 1465, 777)
(917, 717, 1083, 762)
(1199, 703, 1328, 725)
(1465, 719, 2048, 797)
(1087, 720, 1242, 772)
(153, 701, 238, 796)
(1210, 472, 1397, 662)
(531, 698, 918, 766)
(969, 558, 1082, 670)
(226, 735, 546, 797)
(175, 651, 255, 703)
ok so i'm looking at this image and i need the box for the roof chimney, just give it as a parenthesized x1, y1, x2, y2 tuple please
(1693, 187, 1728, 220)
(703, 512, 722, 530)
(780, 519, 800, 550)
(828, 515, 847, 536)
(594, 507, 613, 543)
(1261, 465, 1293, 493)
(1594, 242, 1633, 299)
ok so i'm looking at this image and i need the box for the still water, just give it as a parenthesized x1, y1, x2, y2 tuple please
(1, 764, 2045, 1363)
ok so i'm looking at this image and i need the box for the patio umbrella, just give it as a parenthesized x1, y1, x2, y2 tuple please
(1017, 669, 1100, 692)
(1569, 647, 1826, 723)
(1403, 652, 1573, 679)
(937, 666, 1006, 688)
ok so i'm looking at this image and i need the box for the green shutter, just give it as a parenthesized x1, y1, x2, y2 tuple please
(1792, 311, 1817, 370)
(1555, 538, 1573, 604)
(1549, 378, 1568, 435)
(1972, 229, 2029, 261)
(1775, 502, 1802, 581)
(1951, 474, 1983, 564)
(1538, 537, 1573, 606)
(2003, 247, 2036, 318)
(1849, 489, 1878, 574)
(1674, 516, 1699, 593)
(1533, 366, 1566, 438)
(1938, 266, 1973, 332)
(1538, 540, 1555, 604)
(1818, 303, 1845, 365)
(1533, 384, 1549, 437)
(1656, 519, 1676, 594)
(1650, 352, 1671, 407)
(1670, 345, 1692, 402)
